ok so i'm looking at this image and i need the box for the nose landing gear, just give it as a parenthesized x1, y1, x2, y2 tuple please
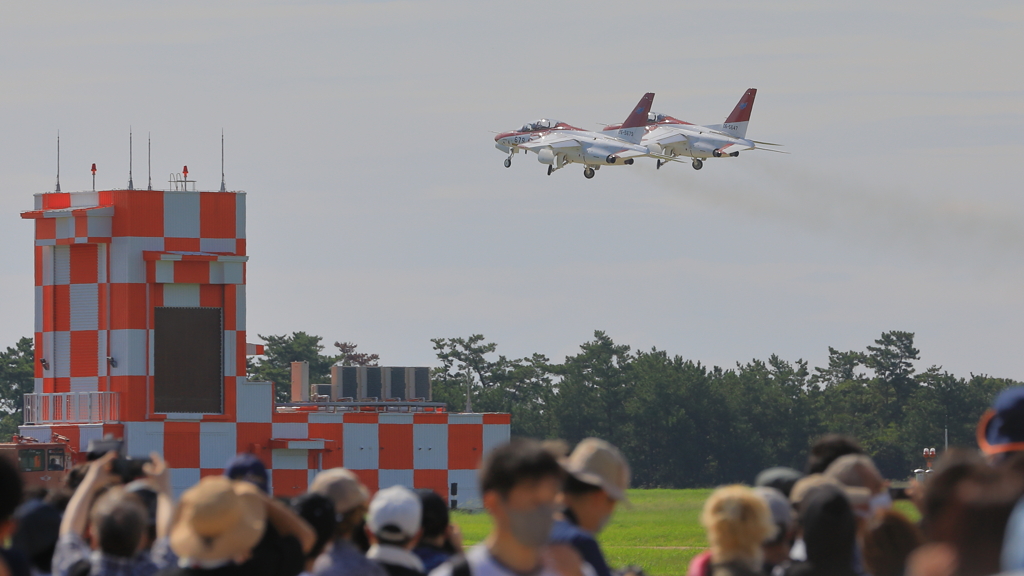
(583, 167, 595, 179)
(692, 159, 703, 170)
(503, 157, 511, 168)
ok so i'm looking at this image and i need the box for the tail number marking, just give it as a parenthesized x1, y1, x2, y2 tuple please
(618, 129, 636, 138)
(723, 124, 739, 131)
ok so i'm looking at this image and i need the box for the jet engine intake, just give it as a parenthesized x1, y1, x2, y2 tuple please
(537, 148, 556, 165)
(646, 143, 663, 155)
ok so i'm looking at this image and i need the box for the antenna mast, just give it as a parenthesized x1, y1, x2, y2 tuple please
(147, 133, 152, 190)
(219, 130, 226, 192)
(128, 128, 134, 190)
(55, 131, 61, 192)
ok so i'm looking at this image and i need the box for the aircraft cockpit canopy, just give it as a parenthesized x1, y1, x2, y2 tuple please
(648, 112, 667, 123)
(521, 119, 561, 132)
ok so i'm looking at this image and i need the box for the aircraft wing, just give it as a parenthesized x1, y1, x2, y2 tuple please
(517, 134, 581, 152)
(643, 130, 691, 147)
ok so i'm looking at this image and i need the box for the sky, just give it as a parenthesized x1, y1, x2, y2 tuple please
(1, 1, 1023, 380)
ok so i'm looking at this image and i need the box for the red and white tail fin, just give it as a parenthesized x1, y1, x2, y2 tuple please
(711, 88, 756, 139)
(610, 92, 654, 144)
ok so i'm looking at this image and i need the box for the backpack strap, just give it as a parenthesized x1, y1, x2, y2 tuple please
(450, 554, 471, 576)
(67, 558, 92, 576)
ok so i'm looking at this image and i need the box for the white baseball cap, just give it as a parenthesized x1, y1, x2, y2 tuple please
(366, 486, 422, 543)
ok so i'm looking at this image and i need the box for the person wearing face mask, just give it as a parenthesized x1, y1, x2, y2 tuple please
(548, 438, 630, 576)
(430, 439, 592, 576)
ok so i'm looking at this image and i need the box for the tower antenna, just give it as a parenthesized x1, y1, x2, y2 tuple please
(147, 133, 152, 190)
(128, 128, 134, 190)
(219, 129, 226, 192)
(55, 131, 61, 192)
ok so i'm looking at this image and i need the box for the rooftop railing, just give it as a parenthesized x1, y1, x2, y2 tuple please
(23, 392, 120, 425)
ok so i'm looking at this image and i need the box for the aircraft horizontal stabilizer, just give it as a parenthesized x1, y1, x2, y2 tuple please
(753, 146, 789, 154)
(751, 140, 783, 147)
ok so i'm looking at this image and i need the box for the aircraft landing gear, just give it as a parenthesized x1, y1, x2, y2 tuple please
(504, 157, 511, 168)
(656, 159, 663, 170)
(547, 165, 553, 176)
(692, 159, 703, 171)
(583, 167, 595, 179)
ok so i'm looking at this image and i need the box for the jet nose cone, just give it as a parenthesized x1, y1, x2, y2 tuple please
(495, 131, 514, 142)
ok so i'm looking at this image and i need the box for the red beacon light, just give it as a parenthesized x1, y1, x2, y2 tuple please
(183, 166, 188, 178)
(91, 163, 96, 175)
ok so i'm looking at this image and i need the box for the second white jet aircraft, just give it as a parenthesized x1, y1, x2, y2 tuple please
(604, 88, 784, 171)
(494, 93, 663, 179)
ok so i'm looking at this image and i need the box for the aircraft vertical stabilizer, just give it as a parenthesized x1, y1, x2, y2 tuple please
(610, 92, 654, 144)
(709, 88, 756, 139)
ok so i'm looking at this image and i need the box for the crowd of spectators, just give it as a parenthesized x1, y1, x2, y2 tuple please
(4, 385, 1024, 576)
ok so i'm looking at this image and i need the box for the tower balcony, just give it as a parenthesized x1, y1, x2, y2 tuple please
(23, 391, 120, 425)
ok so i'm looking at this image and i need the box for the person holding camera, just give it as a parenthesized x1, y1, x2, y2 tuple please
(53, 450, 174, 576)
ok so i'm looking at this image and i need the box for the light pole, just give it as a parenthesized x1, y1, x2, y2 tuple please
(465, 369, 473, 413)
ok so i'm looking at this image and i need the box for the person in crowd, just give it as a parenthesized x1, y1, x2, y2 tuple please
(53, 451, 170, 576)
(779, 484, 857, 576)
(824, 454, 891, 517)
(430, 438, 589, 576)
(309, 468, 385, 576)
(861, 509, 922, 576)
(124, 482, 159, 553)
(0, 452, 29, 576)
(290, 494, 337, 576)
(977, 386, 1024, 463)
(752, 487, 793, 573)
(687, 485, 775, 576)
(412, 490, 460, 573)
(221, 453, 316, 576)
(754, 468, 803, 499)
(804, 435, 863, 475)
(364, 486, 425, 576)
(1000, 493, 1024, 572)
(917, 449, 986, 543)
(549, 438, 630, 576)
(12, 498, 62, 576)
(157, 476, 267, 576)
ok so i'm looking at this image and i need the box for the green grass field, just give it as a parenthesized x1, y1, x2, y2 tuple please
(451, 489, 921, 576)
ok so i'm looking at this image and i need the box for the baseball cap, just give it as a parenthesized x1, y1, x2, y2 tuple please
(224, 453, 269, 492)
(310, 468, 370, 516)
(754, 486, 793, 528)
(562, 438, 630, 502)
(367, 485, 422, 543)
(12, 499, 61, 561)
(755, 467, 804, 498)
(978, 386, 1024, 455)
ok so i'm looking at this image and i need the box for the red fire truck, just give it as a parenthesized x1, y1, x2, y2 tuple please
(0, 434, 78, 490)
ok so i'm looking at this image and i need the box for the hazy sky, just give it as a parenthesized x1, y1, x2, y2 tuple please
(2, 1, 1022, 380)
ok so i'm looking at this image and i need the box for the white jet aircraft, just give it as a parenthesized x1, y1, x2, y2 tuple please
(603, 88, 784, 171)
(494, 93, 663, 179)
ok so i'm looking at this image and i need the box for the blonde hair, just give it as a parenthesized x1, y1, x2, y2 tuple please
(701, 485, 776, 567)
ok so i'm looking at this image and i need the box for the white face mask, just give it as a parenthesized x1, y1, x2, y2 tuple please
(869, 491, 893, 514)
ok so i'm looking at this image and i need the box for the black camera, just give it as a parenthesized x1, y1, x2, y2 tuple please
(86, 437, 151, 484)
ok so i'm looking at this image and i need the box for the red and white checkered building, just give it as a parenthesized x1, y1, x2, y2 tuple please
(18, 185, 509, 504)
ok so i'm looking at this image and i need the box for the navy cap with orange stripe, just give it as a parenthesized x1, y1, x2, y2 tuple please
(977, 386, 1024, 455)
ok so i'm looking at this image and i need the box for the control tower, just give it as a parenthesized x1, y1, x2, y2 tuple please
(18, 176, 508, 504)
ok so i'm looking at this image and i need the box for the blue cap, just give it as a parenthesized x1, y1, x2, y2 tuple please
(224, 453, 268, 492)
(978, 387, 1024, 455)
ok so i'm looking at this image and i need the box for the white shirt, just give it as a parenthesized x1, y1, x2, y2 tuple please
(429, 544, 594, 576)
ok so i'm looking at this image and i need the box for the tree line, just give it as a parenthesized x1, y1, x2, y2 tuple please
(2, 330, 1017, 487)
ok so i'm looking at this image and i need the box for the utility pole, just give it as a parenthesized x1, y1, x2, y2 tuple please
(465, 370, 473, 413)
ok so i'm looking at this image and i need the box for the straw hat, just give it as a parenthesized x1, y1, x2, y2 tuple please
(170, 476, 266, 562)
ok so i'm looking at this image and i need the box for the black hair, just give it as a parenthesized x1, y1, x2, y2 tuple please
(415, 489, 450, 539)
(291, 492, 337, 559)
(805, 434, 864, 474)
(0, 454, 24, 521)
(562, 473, 602, 496)
(479, 439, 564, 498)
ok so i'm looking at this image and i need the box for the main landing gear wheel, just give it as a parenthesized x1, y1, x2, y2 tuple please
(547, 165, 553, 176)
(503, 158, 511, 168)
(583, 167, 595, 179)
(692, 159, 703, 170)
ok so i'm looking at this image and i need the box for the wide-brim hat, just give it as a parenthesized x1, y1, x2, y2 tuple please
(170, 476, 266, 562)
(562, 438, 631, 503)
(977, 386, 1024, 455)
